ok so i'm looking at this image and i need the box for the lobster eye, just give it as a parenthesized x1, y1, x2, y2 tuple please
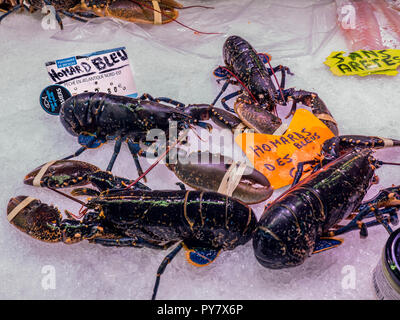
(201, 111, 210, 121)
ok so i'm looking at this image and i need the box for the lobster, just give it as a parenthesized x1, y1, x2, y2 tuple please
(56, 91, 274, 204)
(0, 0, 186, 29)
(253, 135, 400, 269)
(7, 159, 258, 300)
(212, 35, 339, 136)
(58, 92, 212, 176)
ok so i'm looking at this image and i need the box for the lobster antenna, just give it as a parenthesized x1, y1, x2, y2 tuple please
(266, 60, 284, 117)
(189, 124, 206, 142)
(378, 161, 400, 166)
(125, 129, 189, 189)
(129, 0, 221, 35)
(179, 5, 214, 10)
(46, 187, 88, 207)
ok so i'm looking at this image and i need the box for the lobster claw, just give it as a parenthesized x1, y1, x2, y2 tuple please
(24, 160, 100, 189)
(234, 97, 282, 134)
(7, 196, 63, 243)
(167, 150, 273, 204)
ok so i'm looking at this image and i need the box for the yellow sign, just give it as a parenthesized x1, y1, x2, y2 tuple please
(324, 49, 400, 76)
(235, 109, 335, 189)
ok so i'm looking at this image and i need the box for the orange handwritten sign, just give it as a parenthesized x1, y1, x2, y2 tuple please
(235, 109, 335, 189)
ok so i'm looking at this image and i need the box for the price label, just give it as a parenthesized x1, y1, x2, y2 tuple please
(235, 109, 335, 189)
(324, 49, 400, 76)
(45, 47, 137, 98)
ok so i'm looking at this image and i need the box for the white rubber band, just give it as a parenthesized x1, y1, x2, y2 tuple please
(235, 123, 253, 135)
(316, 113, 337, 125)
(273, 123, 288, 136)
(152, 1, 162, 25)
(33, 160, 58, 187)
(218, 161, 247, 197)
(382, 138, 394, 147)
(7, 197, 36, 222)
(235, 123, 246, 132)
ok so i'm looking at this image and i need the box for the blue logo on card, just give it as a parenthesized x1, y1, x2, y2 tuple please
(56, 57, 77, 68)
(39, 85, 72, 115)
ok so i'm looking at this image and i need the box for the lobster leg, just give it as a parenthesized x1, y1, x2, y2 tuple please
(42, 0, 63, 29)
(329, 186, 400, 237)
(211, 78, 238, 108)
(291, 159, 320, 187)
(127, 139, 164, 183)
(54, 9, 63, 29)
(0, 3, 21, 23)
(175, 182, 186, 190)
(106, 138, 123, 172)
(62, 146, 87, 160)
(331, 208, 395, 237)
(211, 75, 247, 113)
(152, 242, 183, 300)
(266, 65, 293, 94)
(216, 77, 239, 86)
(60, 10, 88, 23)
(221, 90, 242, 113)
(127, 139, 177, 182)
(211, 79, 229, 106)
(127, 140, 146, 181)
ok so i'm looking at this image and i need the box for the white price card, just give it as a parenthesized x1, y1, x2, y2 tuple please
(45, 47, 137, 98)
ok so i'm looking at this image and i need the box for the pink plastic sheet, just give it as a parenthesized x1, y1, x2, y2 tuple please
(50, 0, 338, 59)
(336, 0, 400, 51)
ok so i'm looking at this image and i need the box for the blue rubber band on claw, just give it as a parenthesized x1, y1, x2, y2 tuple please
(258, 53, 272, 64)
(78, 134, 105, 149)
(186, 248, 220, 267)
(213, 66, 229, 78)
